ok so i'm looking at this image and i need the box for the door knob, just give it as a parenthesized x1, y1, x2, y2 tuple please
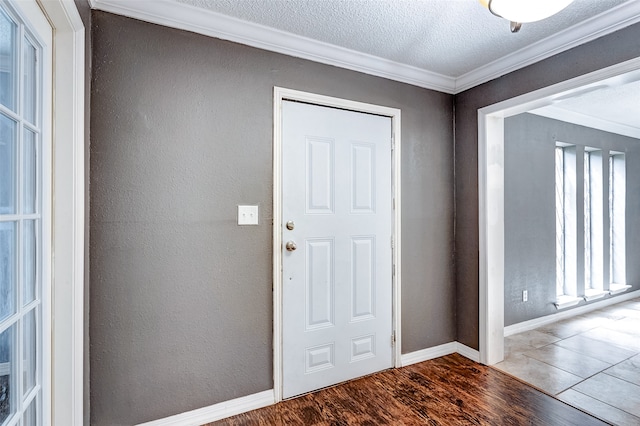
(285, 241, 297, 251)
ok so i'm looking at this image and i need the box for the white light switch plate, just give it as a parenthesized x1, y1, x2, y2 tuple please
(238, 205, 259, 225)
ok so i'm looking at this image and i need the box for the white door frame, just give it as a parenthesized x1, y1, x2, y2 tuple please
(273, 87, 401, 402)
(478, 57, 640, 365)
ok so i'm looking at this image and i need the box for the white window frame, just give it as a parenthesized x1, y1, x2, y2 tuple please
(0, 2, 50, 424)
(18, 1, 85, 424)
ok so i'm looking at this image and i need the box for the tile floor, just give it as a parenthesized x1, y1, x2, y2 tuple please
(494, 297, 640, 426)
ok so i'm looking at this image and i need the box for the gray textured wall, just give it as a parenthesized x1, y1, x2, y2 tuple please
(90, 11, 454, 425)
(504, 113, 640, 326)
(454, 22, 640, 349)
(72, 0, 91, 424)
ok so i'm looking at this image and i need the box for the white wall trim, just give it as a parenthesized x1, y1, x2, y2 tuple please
(504, 289, 640, 337)
(400, 342, 480, 367)
(273, 87, 402, 401)
(89, 0, 640, 95)
(33, 1, 86, 425)
(529, 106, 640, 140)
(137, 341, 481, 425)
(456, 1, 640, 92)
(88, 0, 456, 93)
(478, 57, 640, 366)
(478, 112, 505, 366)
(456, 343, 481, 363)
(401, 343, 458, 367)
(136, 390, 275, 426)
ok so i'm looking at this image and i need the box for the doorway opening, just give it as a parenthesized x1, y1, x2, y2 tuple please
(478, 57, 640, 365)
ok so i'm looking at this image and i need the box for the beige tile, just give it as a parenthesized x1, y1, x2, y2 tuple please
(582, 327, 640, 352)
(573, 373, 640, 417)
(601, 317, 640, 337)
(523, 344, 611, 378)
(580, 308, 627, 321)
(503, 336, 537, 357)
(555, 335, 636, 364)
(493, 354, 583, 395)
(612, 307, 640, 319)
(616, 299, 640, 311)
(537, 318, 601, 339)
(558, 389, 640, 426)
(627, 301, 640, 310)
(505, 329, 560, 348)
(605, 354, 640, 386)
(501, 300, 640, 422)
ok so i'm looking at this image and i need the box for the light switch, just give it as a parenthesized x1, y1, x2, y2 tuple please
(238, 205, 259, 225)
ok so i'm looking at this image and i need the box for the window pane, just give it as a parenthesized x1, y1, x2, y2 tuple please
(0, 325, 15, 424)
(24, 398, 36, 426)
(609, 156, 613, 283)
(555, 147, 565, 297)
(584, 152, 591, 289)
(23, 38, 37, 124)
(610, 154, 626, 284)
(0, 221, 16, 322)
(23, 309, 36, 397)
(23, 128, 37, 214)
(0, 114, 17, 215)
(587, 151, 604, 291)
(22, 220, 36, 306)
(0, 8, 17, 111)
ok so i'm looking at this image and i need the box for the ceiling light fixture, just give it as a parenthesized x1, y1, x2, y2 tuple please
(480, 0, 575, 33)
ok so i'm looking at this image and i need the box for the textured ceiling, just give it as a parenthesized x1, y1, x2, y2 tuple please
(551, 80, 640, 125)
(174, 0, 628, 78)
(168, 0, 639, 134)
(532, 78, 640, 137)
(93, 0, 640, 135)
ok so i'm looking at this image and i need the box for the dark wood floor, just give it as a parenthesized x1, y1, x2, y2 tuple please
(207, 354, 609, 426)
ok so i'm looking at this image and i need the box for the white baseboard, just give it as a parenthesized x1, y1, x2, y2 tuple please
(400, 341, 481, 366)
(456, 343, 480, 362)
(138, 341, 486, 425)
(136, 390, 275, 426)
(401, 342, 457, 366)
(505, 289, 640, 337)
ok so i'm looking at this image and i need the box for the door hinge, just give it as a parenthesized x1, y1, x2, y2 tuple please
(390, 235, 394, 249)
(392, 263, 396, 276)
(391, 137, 395, 151)
(391, 331, 396, 346)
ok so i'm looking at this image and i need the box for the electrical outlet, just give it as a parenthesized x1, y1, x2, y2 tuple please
(523, 290, 528, 302)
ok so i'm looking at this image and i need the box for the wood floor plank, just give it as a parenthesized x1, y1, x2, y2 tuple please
(207, 354, 609, 425)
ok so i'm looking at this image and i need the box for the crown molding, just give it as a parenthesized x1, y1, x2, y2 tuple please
(90, 0, 640, 95)
(455, 1, 640, 92)
(89, 0, 457, 93)
(529, 105, 640, 140)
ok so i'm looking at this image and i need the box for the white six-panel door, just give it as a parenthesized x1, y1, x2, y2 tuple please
(281, 100, 393, 398)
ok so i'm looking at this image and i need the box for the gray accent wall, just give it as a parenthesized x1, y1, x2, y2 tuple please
(90, 11, 454, 425)
(454, 22, 640, 349)
(504, 113, 640, 326)
(72, 0, 91, 424)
